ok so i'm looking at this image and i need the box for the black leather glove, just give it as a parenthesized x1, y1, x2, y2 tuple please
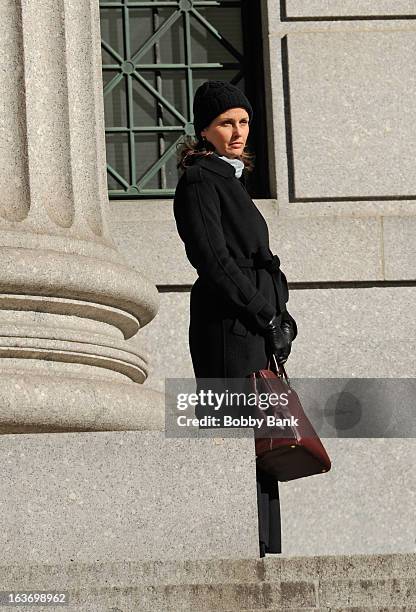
(263, 314, 292, 365)
(281, 320, 295, 344)
(280, 310, 298, 342)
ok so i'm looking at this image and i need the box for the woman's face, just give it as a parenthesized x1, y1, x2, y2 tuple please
(201, 107, 249, 158)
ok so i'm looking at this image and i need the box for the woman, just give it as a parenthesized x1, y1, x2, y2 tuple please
(173, 80, 298, 557)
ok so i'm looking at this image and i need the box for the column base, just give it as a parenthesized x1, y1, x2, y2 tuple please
(0, 371, 164, 433)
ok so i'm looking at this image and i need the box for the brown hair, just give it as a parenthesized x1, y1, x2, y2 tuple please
(176, 135, 255, 174)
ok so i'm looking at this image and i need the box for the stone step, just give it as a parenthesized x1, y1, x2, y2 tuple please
(0, 553, 414, 611)
(3, 581, 415, 611)
(59, 578, 416, 610)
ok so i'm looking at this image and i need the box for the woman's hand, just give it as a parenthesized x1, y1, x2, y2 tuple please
(263, 314, 292, 365)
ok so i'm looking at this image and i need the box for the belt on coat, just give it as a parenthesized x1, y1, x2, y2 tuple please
(233, 253, 281, 274)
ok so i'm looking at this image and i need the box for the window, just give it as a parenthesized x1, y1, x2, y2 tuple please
(100, 0, 267, 197)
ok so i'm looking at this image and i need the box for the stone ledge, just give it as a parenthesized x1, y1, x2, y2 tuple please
(1, 552, 414, 587)
(108, 200, 416, 284)
(109, 198, 416, 220)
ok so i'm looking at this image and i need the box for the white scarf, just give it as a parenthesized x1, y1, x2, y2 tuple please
(215, 153, 245, 178)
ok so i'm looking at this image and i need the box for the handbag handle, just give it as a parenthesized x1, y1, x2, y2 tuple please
(267, 354, 292, 388)
(249, 355, 292, 398)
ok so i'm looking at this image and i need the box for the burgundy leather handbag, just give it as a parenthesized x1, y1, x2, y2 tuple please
(249, 356, 331, 482)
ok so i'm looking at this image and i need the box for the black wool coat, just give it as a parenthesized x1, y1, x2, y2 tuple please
(173, 152, 297, 381)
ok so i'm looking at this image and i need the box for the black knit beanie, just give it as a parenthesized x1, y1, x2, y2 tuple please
(192, 80, 253, 141)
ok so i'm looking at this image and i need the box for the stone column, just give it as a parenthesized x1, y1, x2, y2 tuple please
(0, 0, 163, 433)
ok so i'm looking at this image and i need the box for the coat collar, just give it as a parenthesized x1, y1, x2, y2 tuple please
(191, 152, 236, 179)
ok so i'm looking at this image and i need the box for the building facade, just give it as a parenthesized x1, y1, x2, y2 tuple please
(0, 0, 414, 565)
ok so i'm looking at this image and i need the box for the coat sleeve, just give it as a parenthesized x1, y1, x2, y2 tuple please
(173, 169, 276, 332)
